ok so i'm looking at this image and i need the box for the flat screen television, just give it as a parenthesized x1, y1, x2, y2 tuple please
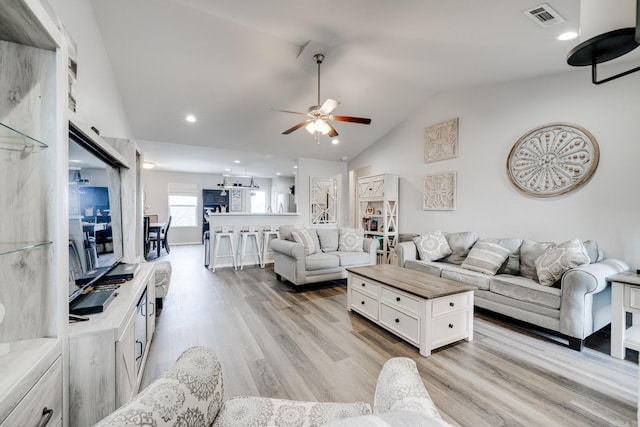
(68, 123, 125, 302)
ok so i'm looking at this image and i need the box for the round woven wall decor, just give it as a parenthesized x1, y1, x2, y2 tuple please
(507, 123, 599, 197)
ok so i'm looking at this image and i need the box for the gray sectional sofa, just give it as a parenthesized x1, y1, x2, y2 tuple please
(270, 226, 378, 288)
(395, 231, 629, 350)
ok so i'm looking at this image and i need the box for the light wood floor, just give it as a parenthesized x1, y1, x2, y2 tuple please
(142, 245, 638, 426)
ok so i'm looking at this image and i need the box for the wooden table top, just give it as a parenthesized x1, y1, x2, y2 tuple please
(347, 264, 476, 299)
(607, 270, 640, 286)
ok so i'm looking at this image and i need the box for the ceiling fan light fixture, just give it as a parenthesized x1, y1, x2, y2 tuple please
(305, 119, 331, 135)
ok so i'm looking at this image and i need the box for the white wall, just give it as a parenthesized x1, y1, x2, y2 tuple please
(49, 0, 133, 139)
(350, 68, 640, 268)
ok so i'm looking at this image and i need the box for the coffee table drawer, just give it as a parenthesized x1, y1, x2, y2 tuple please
(381, 287, 420, 315)
(351, 288, 379, 320)
(431, 292, 470, 317)
(351, 276, 380, 297)
(380, 303, 419, 344)
(431, 310, 469, 348)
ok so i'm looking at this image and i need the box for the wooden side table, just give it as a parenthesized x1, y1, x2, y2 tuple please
(607, 271, 640, 359)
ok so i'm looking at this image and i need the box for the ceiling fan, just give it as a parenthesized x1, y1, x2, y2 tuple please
(276, 53, 371, 143)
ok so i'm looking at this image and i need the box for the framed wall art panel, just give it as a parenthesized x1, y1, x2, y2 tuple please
(424, 118, 459, 163)
(423, 172, 457, 210)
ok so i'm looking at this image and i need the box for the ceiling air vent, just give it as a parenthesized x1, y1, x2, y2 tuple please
(524, 3, 566, 27)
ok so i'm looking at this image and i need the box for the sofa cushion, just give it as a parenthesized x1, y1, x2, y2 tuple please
(480, 237, 523, 275)
(317, 228, 340, 252)
(535, 239, 589, 286)
(404, 260, 447, 277)
(329, 250, 374, 267)
(520, 239, 555, 281)
(440, 264, 492, 290)
(461, 241, 511, 275)
(339, 228, 364, 252)
(441, 231, 477, 265)
(413, 230, 452, 261)
(490, 275, 562, 309)
(293, 228, 320, 255)
(305, 252, 340, 271)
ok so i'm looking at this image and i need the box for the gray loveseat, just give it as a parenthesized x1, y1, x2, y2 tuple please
(395, 231, 628, 350)
(270, 226, 378, 288)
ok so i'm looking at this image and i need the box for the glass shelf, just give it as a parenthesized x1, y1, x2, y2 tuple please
(0, 241, 53, 256)
(0, 122, 48, 148)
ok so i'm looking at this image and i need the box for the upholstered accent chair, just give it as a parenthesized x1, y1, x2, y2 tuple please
(154, 260, 172, 310)
(95, 346, 451, 426)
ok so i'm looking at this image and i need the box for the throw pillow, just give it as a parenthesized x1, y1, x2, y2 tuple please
(316, 228, 340, 252)
(480, 237, 523, 275)
(292, 228, 318, 255)
(461, 241, 512, 275)
(412, 230, 452, 262)
(520, 239, 556, 281)
(279, 225, 297, 241)
(582, 240, 599, 263)
(338, 228, 364, 252)
(535, 238, 589, 286)
(441, 231, 477, 265)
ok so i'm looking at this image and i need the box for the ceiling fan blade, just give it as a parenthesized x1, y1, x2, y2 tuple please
(326, 121, 339, 138)
(331, 115, 372, 125)
(272, 108, 306, 116)
(319, 98, 340, 115)
(282, 121, 309, 135)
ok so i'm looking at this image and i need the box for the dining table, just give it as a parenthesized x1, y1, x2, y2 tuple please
(149, 222, 166, 258)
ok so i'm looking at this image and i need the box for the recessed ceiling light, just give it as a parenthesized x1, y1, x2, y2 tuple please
(293, 165, 298, 169)
(341, 156, 349, 161)
(557, 31, 578, 41)
(233, 160, 240, 164)
(276, 172, 281, 176)
(143, 162, 155, 169)
(331, 138, 339, 145)
(185, 115, 196, 123)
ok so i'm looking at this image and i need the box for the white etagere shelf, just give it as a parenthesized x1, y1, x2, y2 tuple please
(357, 174, 399, 264)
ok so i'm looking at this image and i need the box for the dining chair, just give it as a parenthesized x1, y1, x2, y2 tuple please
(149, 216, 172, 255)
(145, 214, 159, 223)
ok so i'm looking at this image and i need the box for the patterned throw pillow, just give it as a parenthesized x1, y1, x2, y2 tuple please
(338, 228, 364, 252)
(535, 238, 589, 286)
(292, 229, 318, 255)
(412, 230, 452, 261)
(461, 241, 511, 275)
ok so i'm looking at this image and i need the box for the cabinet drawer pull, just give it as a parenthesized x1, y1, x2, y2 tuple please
(395, 318, 400, 323)
(449, 302, 455, 307)
(396, 297, 401, 302)
(361, 301, 365, 305)
(361, 283, 366, 287)
(448, 323, 454, 328)
(37, 407, 54, 427)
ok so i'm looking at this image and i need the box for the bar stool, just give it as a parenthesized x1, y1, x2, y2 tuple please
(238, 225, 263, 270)
(261, 225, 279, 268)
(211, 226, 237, 272)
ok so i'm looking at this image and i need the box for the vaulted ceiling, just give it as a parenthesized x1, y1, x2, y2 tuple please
(91, 0, 587, 177)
